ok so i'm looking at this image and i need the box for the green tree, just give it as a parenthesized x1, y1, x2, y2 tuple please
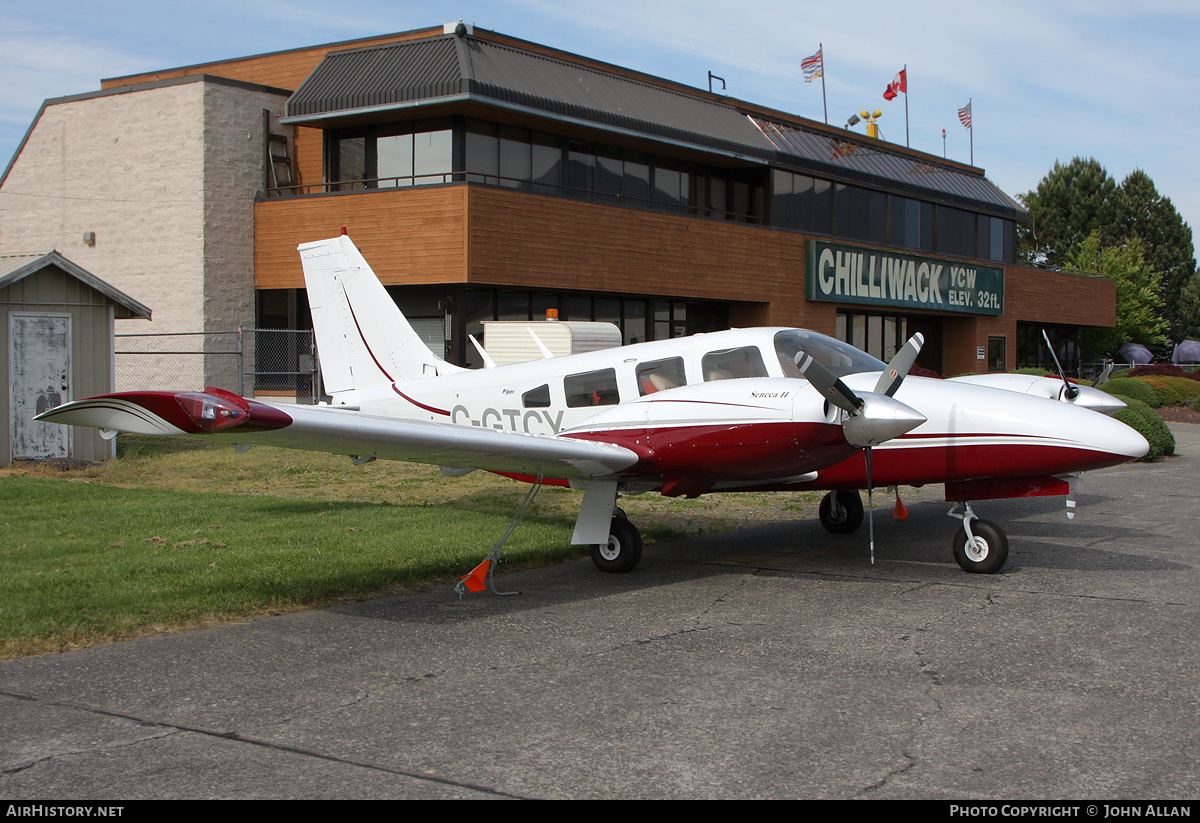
(1110, 170, 1198, 340)
(1066, 233, 1168, 354)
(1175, 269, 1200, 342)
(1018, 157, 1118, 266)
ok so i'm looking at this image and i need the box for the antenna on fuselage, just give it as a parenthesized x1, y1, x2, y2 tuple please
(469, 335, 498, 369)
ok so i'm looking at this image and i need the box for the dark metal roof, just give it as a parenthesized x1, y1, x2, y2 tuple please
(285, 32, 1025, 218)
(286, 38, 466, 118)
(461, 39, 771, 157)
(750, 117, 1024, 215)
(0, 252, 153, 319)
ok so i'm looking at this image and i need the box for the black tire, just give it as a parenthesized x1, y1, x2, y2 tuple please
(818, 490, 864, 534)
(952, 519, 1009, 574)
(591, 516, 643, 573)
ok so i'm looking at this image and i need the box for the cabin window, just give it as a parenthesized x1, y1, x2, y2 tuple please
(565, 369, 620, 407)
(636, 358, 686, 395)
(701, 347, 768, 381)
(522, 384, 551, 408)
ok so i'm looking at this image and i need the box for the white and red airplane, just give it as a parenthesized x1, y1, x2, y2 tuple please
(37, 234, 1147, 585)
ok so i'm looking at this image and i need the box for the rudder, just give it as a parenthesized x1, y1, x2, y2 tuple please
(298, 235, 460, 394)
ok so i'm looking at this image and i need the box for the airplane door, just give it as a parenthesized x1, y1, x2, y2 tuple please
(10, 313, 72, 459)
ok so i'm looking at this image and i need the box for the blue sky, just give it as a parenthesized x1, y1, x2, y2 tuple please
(3, 0, 1198, 265)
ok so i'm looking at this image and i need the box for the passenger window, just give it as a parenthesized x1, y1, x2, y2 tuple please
(522, 384, 551, 408)
(636, 357, 687, 396)
(702, 346, 768, 381)
(564, 368, 620, 407)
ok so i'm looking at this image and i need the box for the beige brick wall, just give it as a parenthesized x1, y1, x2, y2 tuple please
(1, 83, 207, 339)
(1, 79, 288, 389)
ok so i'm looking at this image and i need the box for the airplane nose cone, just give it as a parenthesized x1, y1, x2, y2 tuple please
(1104, 414, 1150, 460)
(842, 392, 927, 448)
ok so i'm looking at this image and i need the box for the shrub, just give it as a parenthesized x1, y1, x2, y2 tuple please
(1101, 377, 1160, 407)
(1126, 363, 1200, 382)
(1142, 375, 1200, 403)
(1013, 367, 1055, 377)
(1141, 380, 1185, 407)
(1110, 394, 1175, 460)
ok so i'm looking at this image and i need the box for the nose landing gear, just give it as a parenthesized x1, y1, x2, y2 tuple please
(949, 503, 1009, 574)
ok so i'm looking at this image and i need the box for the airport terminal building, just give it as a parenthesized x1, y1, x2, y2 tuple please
(0, 22, 1115, 388)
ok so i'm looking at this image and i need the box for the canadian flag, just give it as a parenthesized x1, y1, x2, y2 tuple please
(883, 69, 907, 101)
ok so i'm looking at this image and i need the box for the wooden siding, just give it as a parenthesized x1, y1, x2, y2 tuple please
(255, 184, 1117, 362)
(464, 186, 832, 331)
(293, 127, 324, 190)
(101, 28, 441, 91)
(255, 186, 468, 289)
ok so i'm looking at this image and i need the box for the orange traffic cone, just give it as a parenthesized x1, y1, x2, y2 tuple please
(892, 496, 909, 520)
(459, 558, 492, 593)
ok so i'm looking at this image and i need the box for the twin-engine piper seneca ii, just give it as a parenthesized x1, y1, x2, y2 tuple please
(38, 234, 1147, 592)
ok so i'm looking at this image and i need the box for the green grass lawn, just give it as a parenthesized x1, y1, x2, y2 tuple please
(1, 435, 822, 659)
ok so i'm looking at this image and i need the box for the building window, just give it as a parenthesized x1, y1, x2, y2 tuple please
(328, 120, 453, 188)
(987, 336, 1006, 372)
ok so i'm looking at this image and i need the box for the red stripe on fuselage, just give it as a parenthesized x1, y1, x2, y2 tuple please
(568, 421, 854, 482)
(391, 385, 450, 417)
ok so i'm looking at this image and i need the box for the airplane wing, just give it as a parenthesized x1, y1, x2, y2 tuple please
(35, 389, 640, 481)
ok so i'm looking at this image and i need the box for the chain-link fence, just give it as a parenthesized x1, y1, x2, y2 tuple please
(114, 329, 319, 403)
(115, 332, 241, 393)
(245, 329, 318, 404)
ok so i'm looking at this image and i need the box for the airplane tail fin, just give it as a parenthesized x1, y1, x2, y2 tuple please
(298, 234, 462, 394)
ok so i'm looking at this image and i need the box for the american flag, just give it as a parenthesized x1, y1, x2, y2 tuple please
(958, 101, 972, 128)
(801, 49, 823, 83)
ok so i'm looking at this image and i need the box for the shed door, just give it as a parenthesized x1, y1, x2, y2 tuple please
(10, 313, 72, 459)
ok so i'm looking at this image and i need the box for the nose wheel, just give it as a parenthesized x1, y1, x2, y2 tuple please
(592, 516, 643, 573)
(949, 504, 1009, 574)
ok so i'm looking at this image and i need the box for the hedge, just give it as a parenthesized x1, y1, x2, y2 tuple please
(1109, 394, 1175, 460)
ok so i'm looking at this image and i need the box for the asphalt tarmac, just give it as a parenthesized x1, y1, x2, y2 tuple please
(3, 426, 1199, 800)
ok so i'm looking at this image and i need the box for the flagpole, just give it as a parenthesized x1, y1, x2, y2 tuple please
(969, 97, 973, 165)
(820, 43, 828, 124)
(904, 64, 910, 147)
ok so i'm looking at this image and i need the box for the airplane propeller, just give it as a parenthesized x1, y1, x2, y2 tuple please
(1042, 329, 1080, 401)
(873, 332, 924, 397)
(796, 333, 927, 563)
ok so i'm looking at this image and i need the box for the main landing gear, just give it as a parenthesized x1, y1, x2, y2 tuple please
(817, 491, 1011, 574)
(818, 490, 864, 534)
(591, 511, 643, 574)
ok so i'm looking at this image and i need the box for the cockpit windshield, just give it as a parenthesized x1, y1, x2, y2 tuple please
(774, 329, 887, 379)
